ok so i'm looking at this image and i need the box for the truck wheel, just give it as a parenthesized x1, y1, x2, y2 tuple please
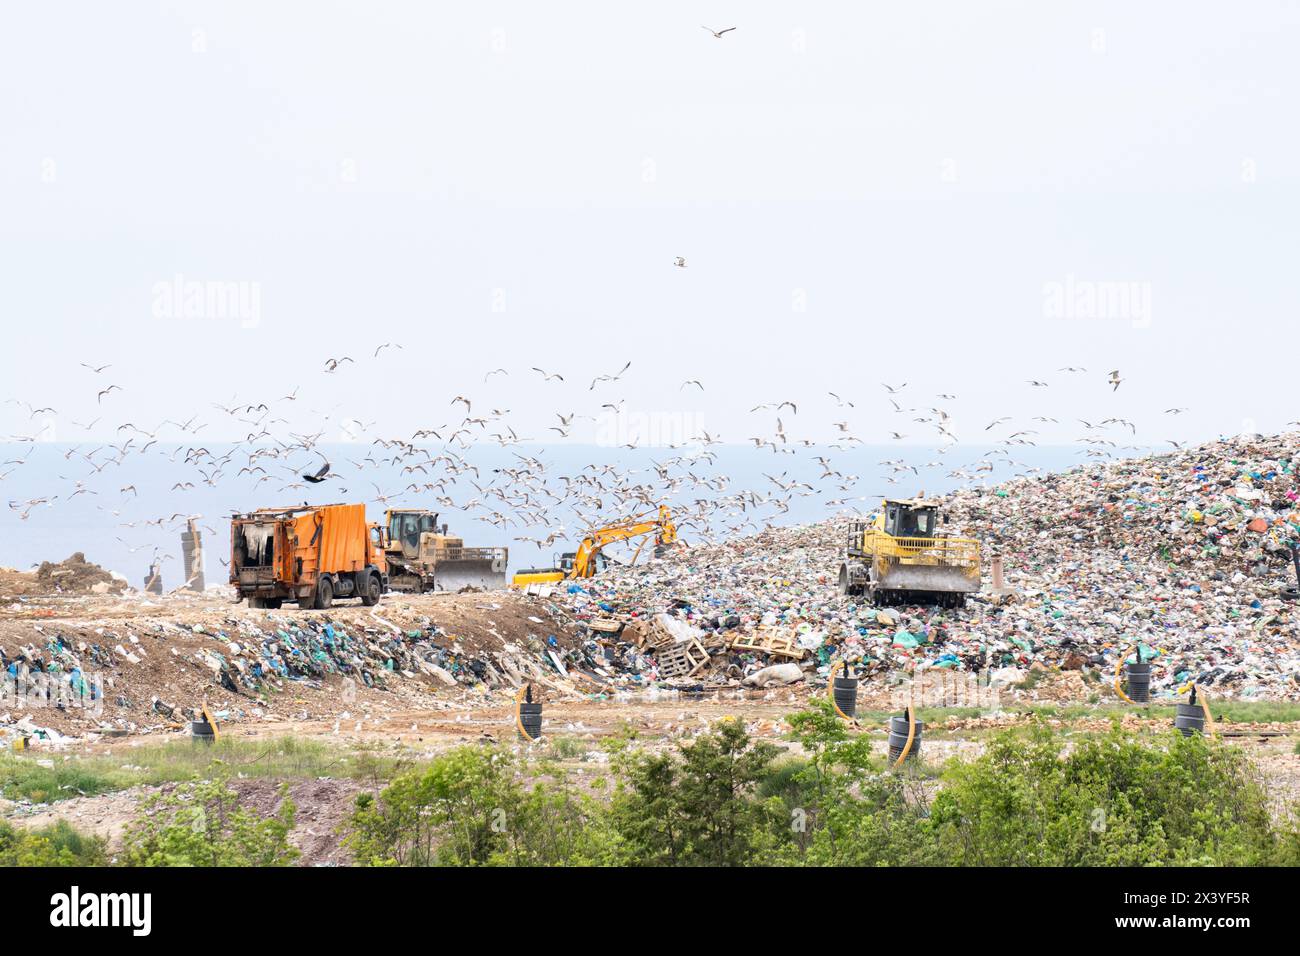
(316, 577, 334, 610)
(360, 572, 381, 606)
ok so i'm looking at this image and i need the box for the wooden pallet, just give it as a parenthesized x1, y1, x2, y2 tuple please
(655, 638, 710, 678)
(586, 618, 625, 635)
(729, 630, 806, 660)
(624, 619, 673, 649)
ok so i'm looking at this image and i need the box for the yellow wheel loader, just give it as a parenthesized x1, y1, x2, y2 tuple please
(511, 505, 678, 588)
(383, 509, 508, 592)
(839, 497, 980, 607)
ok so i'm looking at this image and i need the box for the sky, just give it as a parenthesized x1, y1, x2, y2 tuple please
(2, 2, 1299, 452)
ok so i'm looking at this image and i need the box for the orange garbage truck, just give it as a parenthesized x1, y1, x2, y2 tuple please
(230, 503, 388, 609)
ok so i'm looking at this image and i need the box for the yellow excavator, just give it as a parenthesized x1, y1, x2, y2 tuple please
(510, 505, 679, 588)
(838, 497, 981, 607)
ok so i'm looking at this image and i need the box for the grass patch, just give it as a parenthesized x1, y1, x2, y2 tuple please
(1024, 700, 1300, 723)
(0, 736, 408, 805)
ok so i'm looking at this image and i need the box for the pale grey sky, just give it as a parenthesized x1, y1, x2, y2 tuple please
(2, 2, 1298, 450)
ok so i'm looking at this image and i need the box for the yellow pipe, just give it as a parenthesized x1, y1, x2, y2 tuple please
(515, 684, 537, 741)
(1174, 681, 1217, 738)
(892, 703, 918, 769)
(1199, 686, 1216, 737)
(1112, 642, 1139, 705)
(828, 661, 856, 722)
(201, 703, 221, 741)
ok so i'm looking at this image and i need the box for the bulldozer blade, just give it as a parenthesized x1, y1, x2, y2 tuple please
(876, 563, 978, 595)
(431, 560, 508, 592)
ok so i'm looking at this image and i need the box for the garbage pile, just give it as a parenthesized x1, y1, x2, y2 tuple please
(0, 602, 606, 740)
(187, 615, 580, 696)
(0, 553, 128, 599)
(33, 553, 127, 595)
(546, 434, 1300, 701)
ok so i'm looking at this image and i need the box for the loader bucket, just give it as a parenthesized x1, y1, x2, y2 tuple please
(431, 547, 509, 592)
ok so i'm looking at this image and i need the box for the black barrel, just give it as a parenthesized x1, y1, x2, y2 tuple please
(1125, 661, 1151, 702)
(832, 676, 858, 718)
(190, 719, 215, 744)
(519, 702, 543, 741)
(887, 715, 923, 763)
(1174, 702, 1206, 737)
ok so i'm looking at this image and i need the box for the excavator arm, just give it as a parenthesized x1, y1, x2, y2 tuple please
(511, 506, 677, 588)
(570, 505, 677, 578)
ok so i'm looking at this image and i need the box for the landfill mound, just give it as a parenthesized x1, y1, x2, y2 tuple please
(0, 592, 592, 743)
(30, 553, 127, 596)
(551, 434, 1300, 701)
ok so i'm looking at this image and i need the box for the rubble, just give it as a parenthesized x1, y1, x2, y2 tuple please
(0, 593, 604, 743)
(1, 553, 129, 600)
(545, 434, 1300, 701)
(32, 553, 127, 596)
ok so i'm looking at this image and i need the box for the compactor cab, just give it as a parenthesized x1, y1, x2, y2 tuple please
(883, 500, 939, 539)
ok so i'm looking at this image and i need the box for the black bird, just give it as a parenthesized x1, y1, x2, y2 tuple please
(302, 461, 331, 483)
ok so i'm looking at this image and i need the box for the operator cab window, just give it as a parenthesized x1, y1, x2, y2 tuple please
(898, 508, 935, 538)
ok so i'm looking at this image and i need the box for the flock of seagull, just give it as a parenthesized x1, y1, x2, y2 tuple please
(0, 25, 1209, 577)
(1, 343, 1195, 579)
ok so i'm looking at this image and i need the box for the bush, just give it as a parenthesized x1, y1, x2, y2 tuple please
(346, 744, 612, 866)
(0, 819, 107, 866)
(346, 712, 1300, 868)
(122, 774, 297, 866)
(782, 699, 940, 866)
(607, 717, 786, 866)
(929, 724, 1277, 866)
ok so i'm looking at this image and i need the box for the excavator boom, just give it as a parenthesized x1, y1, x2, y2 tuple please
(511, 505, 677, 588)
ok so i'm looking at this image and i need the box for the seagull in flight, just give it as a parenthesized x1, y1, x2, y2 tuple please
(701, 26, 737, 38)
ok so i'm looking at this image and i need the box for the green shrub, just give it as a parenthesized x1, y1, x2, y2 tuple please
(122, 774, 297, 866)
(783, 698, 941, 866)
(0, 819, 107, 866)
(929, 724, 1276, 866)
(606, 716, 786, 866)
(346, 744, 613, 866)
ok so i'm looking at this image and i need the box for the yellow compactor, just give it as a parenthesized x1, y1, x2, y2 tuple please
(838, 497, 980, 607)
